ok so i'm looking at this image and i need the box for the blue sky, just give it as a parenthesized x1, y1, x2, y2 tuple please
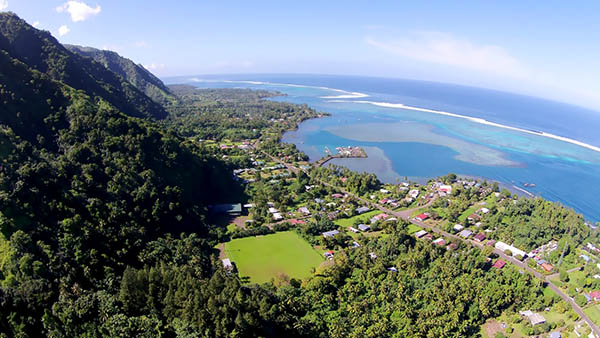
(4, 1, 600, 110)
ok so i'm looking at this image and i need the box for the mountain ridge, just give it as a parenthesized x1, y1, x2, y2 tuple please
(65, 44, 176, 106)
(0, 11, 167, 120)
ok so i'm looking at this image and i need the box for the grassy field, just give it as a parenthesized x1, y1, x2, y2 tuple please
(224, 231, 323, 283)
(407, 223, 422, 234)
(458, 205, 479, 223)
(584, 304, 600, 325)
(335, 210, 380, 227)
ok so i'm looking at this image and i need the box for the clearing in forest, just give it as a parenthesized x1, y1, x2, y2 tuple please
(224, 231, 323, 283)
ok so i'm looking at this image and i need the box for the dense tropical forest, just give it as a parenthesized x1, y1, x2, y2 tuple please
(0, 12, 599, 338)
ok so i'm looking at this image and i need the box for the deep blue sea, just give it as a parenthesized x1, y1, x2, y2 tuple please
(165, 74, 600, 223)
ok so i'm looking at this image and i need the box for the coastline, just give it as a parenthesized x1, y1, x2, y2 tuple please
(184, 78, 600, 155)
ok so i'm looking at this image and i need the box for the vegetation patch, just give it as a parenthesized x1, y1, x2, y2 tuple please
(334, 210, 380, 227)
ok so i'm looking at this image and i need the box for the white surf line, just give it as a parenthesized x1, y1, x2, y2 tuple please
(328, 100, 600, 154)
(512, 185, 535, 197)
(188, 78, 369, 99)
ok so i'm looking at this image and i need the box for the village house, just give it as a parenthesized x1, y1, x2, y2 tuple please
(541, 262, 554, 272)
(447, 243, 458, 251)
(495, 241, 527, 259)
(467, 213, 481, 222)
(369, 252, 377, 259)
(210, 203, 243, 216)
(433, 238, 446, 246)
(549, 332, 561, 338)
(327, 211, 339, 220)
(415, 213, 429, 222)
(298, 207, 311, 215)
(453, 224, 464, 232)
(356, 206, 370, 214)
(477, 207, 490, 214)
(473, 233, 486, 242)
(352, 241, 361, 248)
(324, 250, 334, 259)
(458, 229, 473, 238)
(222, 258, 233, 271)
(348, 226, 359, 233)
(322, 230, 340, 238)
(358, 224, 371, 232)
(589, 290, 600, 302)
(415, 230, 428, 239)
(519, 310, 546, 326)
(370, 213, 389, 223)
(409, 189, 420, 199)
(439, 184, 452, 194)
(272, 212, 283, 221)
(492, 259, 506, 269)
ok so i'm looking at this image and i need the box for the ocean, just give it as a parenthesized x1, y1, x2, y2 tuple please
(165, 74, 600, 223)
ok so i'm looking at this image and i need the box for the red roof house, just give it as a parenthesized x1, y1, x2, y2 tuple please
(416, 213, 429, 221)
(590, 290, 600, 301)
(473, 233, 486, 242)
(492, 259, 506, 269)
(541, 263, 554, 272)
(468, 213, 481, 222)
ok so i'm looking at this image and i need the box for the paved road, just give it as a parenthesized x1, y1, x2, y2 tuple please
(260, 150, 600, 335)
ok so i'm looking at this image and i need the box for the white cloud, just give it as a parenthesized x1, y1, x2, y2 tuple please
(0, 0, 7, 11)
(58, 25, 70, 37)
(134, 41, 148, 48)
(366, 32, 529, 79)
(101, 45, 122, 53)
(56, 1, 101, 22)
(32, 21, 40, 28)
(143, 63, 165, 71)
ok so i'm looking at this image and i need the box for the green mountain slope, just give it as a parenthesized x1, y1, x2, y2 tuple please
(66, 44, 177, 106)
(0, 13, 242, 335)
(0, 12, 167, 119)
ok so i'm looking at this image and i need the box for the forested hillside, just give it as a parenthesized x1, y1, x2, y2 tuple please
(0, 13, 242, 336)
(0, 12, 167, 120)
(66, 44, 176, 106)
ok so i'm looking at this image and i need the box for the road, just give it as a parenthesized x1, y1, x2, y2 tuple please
(259, 150, 600, 335)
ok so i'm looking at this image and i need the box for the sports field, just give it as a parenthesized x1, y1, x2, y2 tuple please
(224, 231, 323, 283)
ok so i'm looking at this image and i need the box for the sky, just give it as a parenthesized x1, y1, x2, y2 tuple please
(3, 1, 600, 110)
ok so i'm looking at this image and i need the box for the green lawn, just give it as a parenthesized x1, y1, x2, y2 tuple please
(458, 205, 479, 223)
(335, 210, 380, 228)
(584, 304, 600, 326)
(224, 231, 323, 283)
(407, 223, 422, 235)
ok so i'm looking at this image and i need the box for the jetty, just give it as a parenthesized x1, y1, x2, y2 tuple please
(315, 146, 367, 167)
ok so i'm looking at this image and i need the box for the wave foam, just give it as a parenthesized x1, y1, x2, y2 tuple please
(328, 100, 600, 154)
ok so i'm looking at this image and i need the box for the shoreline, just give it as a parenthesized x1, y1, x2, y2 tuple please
(185, 78, 600, 154)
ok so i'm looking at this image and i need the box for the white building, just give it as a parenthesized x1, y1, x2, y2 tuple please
(222, 258, 233, 270)
(495, 241, 527, 258)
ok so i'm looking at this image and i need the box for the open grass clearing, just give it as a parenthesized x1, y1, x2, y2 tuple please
(224, 231, 323, 284)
